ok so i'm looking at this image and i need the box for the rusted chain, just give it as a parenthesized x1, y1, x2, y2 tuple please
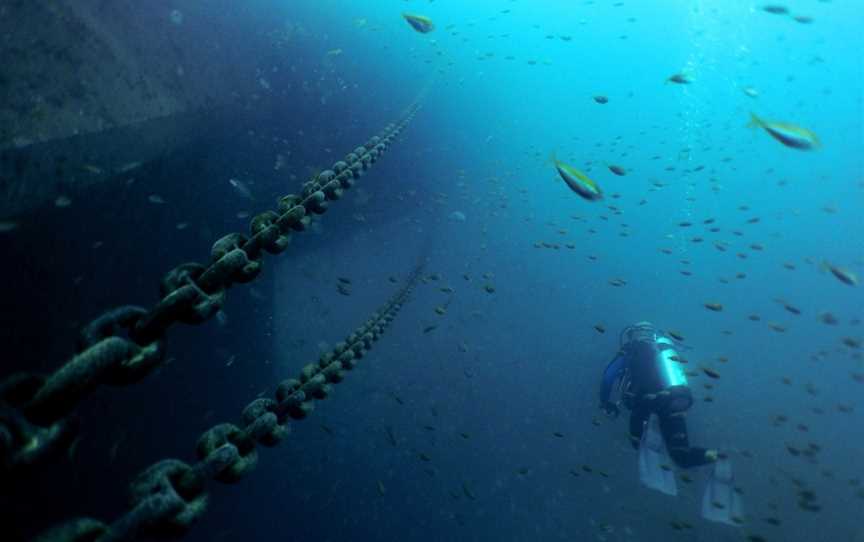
(0, 103, 421, 474)
(32, 265, 424, 542)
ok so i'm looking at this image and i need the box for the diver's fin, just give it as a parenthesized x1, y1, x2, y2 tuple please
(701, 458, 743, 525)
(638, 414, 678, 496)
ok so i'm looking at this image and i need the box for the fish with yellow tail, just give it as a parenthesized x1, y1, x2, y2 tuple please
(551, 154, 603, 201)
(748, 113, 820, 150)
(403, 13, 435, 34)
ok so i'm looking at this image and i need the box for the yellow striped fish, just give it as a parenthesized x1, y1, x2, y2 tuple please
(551, 154, 603, 201)
(748, 113, 820, 150)
(403, 13, 434, 33)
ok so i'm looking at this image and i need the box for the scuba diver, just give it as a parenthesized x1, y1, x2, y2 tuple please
(599, 321, 742, 524)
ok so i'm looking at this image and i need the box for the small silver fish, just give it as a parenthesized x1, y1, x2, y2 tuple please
(0, 221, 19, 233)
(117, 161, 142, 173)
(229, 178, 254, 199)
(216, 310, 228, 326)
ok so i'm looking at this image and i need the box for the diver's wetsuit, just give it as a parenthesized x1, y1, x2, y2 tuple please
(600, 325, 714, 469)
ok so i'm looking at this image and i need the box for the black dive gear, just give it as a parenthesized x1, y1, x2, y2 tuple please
(600, 321, 714, 469)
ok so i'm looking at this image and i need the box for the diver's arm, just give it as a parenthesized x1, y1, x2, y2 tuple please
(599, 353, 626, 414)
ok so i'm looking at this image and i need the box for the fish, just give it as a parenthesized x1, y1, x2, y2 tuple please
(823, 262, 858, 286)
(667, 73, 693, 84)
(702, 367, 721, 379)
(762, 5, 789, 15)
(742, 86, 759, 98)
(818, 312, 838, 325)
(593, 95, 609, 104)
(767, 322, 787, 332)
(748, 113, 820, 150)
(668, 330, 685, 341)
(843, 338, 861, 349)
(449, 210, 467, 222)
(551, 154, 603, 201)
(385, 426, 397, 447)
(779, 300, 801, 315)
(607, 164, 627, 176)
(403, 13, 434, 34)
(117, 161, 142, 173)
(229, 178, 255, 199)
(0, 221, 19, 233)
(461, 482, 476, 500)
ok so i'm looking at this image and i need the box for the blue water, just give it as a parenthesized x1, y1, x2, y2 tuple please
(3, 1, 863, 541)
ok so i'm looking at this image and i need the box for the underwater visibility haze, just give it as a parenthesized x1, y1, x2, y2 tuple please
(0, 1, 862, 541)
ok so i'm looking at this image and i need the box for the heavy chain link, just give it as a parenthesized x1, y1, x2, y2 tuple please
(0, 104, 420, 476)
(33, 264, 423, 542)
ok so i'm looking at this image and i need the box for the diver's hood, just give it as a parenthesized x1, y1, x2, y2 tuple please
(620, 321, 657, 346)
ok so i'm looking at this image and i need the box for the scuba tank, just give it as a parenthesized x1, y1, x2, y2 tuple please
(619, 322, 692, 414)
